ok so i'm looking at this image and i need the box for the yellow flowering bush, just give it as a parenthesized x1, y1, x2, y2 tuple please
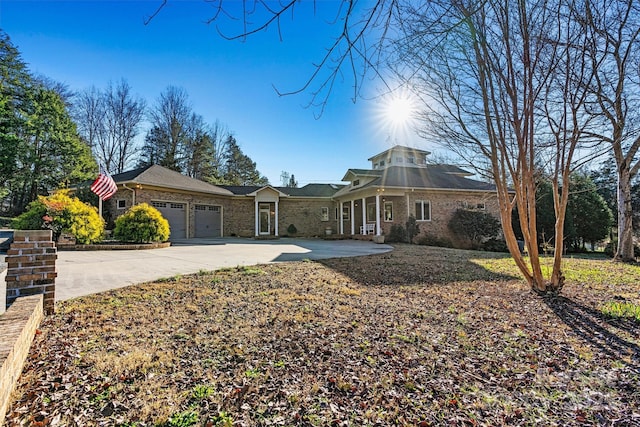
(13, 191, 104, 244)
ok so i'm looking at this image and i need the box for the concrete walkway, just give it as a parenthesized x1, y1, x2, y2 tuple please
(54, 238, 392, 302)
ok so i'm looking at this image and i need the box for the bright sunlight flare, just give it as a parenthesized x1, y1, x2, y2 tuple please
(374, 89, 421, 143)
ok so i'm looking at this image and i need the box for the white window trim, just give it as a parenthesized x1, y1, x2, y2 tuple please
(367, 202, 376, 222)
(116, 199, 127, 210)
(342, 205, 350, 221)
(415, 200, 431, 222)
(383, 201, 393, 222)
(321, 207, 329, 222)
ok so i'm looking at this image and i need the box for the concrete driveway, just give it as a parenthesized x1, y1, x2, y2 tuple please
(54, 238, 392, 301)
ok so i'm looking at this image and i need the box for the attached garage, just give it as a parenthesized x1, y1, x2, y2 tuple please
(151, 201, 187, 239)
(194, 204, 222, 238)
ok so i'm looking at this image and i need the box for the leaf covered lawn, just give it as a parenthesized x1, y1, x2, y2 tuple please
(7, 244, 640, 426)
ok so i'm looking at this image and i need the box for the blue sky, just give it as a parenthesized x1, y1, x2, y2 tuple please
(1, 0, 430, 185)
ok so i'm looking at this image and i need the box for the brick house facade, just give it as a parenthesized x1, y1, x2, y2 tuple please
(105, 146, 499, 241)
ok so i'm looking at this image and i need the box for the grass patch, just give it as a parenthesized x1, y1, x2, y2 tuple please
(600, 300, 640, 321)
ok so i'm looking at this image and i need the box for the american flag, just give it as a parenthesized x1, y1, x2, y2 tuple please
(90, 169, 118, 200)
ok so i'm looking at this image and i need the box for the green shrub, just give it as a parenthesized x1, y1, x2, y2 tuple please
(287, 223, 297, 235)
(12, 191, 104, 244)
(416, 233, 453, 248)
(448, 208, 501, 247)
(114, 203, 170, 243)
(482, 238, 509, 252)
(406, 215, 420, 244)
(386, 224, 406, 243)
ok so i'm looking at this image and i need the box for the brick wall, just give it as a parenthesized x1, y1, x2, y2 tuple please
(5, 230, 57, 315)
(109, 188, 233, 238)
(0, 294, 44, 426)
(278, 199, 337, 236)
(226, 199, 255, 237)
(337, 191, 500, 241)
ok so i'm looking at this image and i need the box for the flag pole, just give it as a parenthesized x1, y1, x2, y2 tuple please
(99, 197, 103, 219)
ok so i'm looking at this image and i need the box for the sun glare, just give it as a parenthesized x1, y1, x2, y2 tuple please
(385, 96, 416, 126)
(373, 89, 420, 143)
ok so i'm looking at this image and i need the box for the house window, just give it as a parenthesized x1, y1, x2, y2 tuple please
(379, 160, 385, 167)
(476, 202, 486, 210)
(116, 199, 126, 210)
(415, 200, 431, 221)
(353, 179, 360, 186)
(407, 156, 415, 164)
(321, 207, 329, 221)
(342, 205, 350, 221)
(384, 202, 393, 222)
(367, 203, 376, 222)
(396, 157, 403, 163)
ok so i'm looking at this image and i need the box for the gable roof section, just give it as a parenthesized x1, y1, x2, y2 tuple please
(112, 164, 234, 196)
(342, 169, 383, 181)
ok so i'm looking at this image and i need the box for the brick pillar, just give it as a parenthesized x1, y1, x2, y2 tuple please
(5, 230, 57, 314)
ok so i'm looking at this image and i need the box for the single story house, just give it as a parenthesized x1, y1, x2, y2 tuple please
(104, 145, 499, 241)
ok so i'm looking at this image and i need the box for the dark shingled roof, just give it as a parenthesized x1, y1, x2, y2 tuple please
(336, 165, 495, 196)
(219, 183, 344, 197)
(369, 166, 495, 191)
(112, 164, 233, 196)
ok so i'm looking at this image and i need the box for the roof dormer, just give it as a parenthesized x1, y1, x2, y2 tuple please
(369, 145, 431, 169)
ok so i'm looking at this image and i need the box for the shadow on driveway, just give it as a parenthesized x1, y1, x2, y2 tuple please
(55, 237, 392, 301)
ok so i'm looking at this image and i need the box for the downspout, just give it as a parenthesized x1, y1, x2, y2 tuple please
(123, 183, 136, 206)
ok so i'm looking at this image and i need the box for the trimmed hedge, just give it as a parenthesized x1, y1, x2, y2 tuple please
(114, 203, 170, 243)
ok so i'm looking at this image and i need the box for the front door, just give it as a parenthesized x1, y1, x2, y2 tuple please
(259, 204, 271, 235)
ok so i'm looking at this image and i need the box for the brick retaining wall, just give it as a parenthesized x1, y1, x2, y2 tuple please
(0, 294, 44, 426)
(5, 230, 57, 315)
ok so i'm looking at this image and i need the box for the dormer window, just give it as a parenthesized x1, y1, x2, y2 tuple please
(379, 160, 385, 167)
(353, 179, 360, 186)
(407, 156, 415, 164)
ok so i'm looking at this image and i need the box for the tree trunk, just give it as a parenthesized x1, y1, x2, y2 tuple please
(615, 165, 635, 262)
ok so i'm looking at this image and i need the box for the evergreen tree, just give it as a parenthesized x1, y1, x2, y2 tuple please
(536, 174, 613, 251)
(0, 31, 96, 213)
(220, 136, 269, 186)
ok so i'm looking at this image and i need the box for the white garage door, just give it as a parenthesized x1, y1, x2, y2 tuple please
(195, 205, 222, 238)
(151, 201, 187, 239)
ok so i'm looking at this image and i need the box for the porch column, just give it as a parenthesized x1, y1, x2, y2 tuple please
(350, 200, 355, 235)
(274, 200, 279, 236)
(339, 201, 344, 235)
(254, 199, 259, 237)
(375, 194, 381, 236)
(361, 198, 366, 234)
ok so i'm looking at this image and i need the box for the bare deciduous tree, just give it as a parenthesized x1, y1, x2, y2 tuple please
(74, 79, 146, 173)
(581, 0, 640, 262)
